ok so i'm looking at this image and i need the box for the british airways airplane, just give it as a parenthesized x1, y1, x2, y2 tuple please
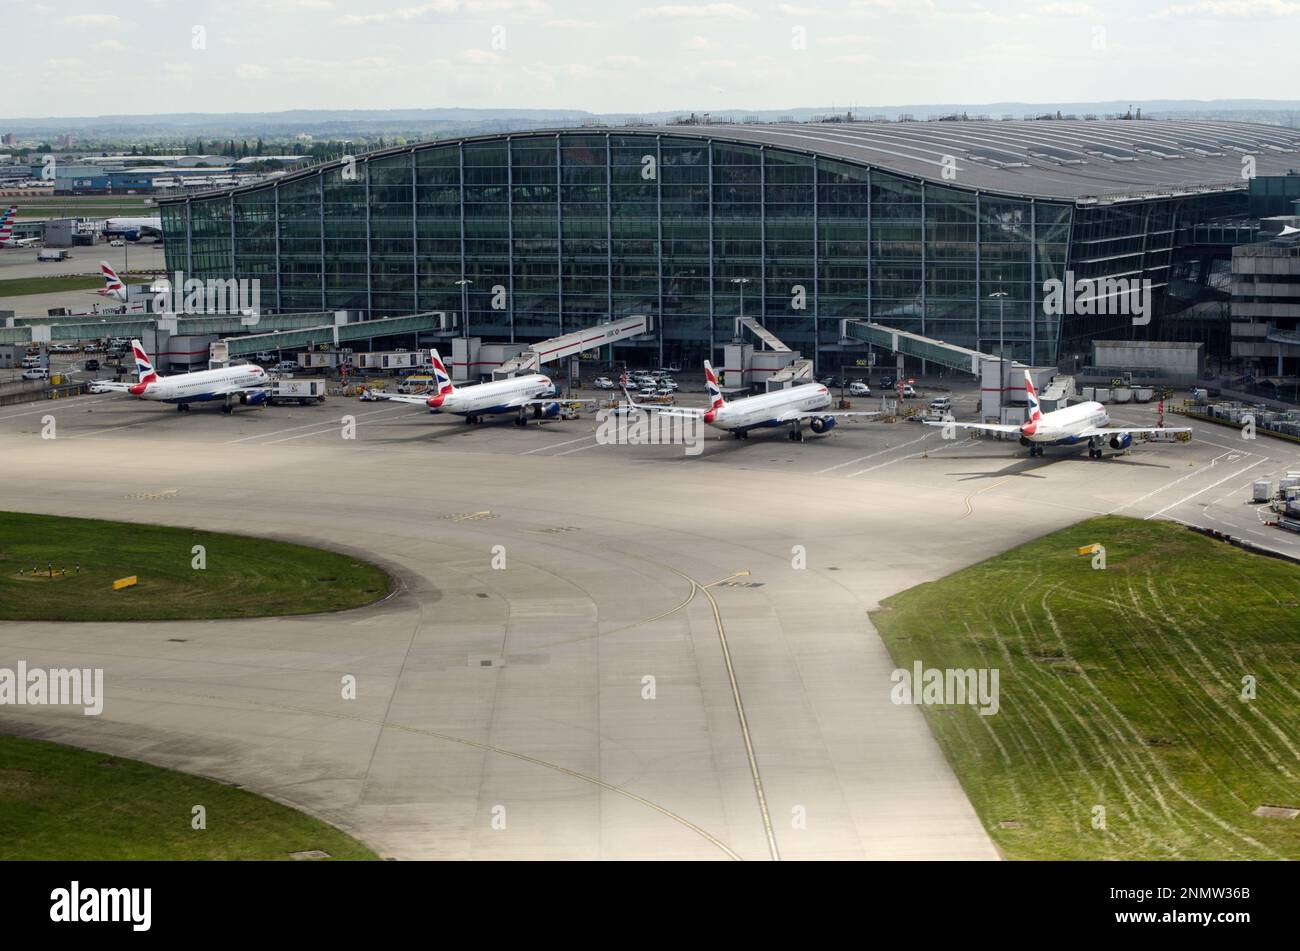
(376, 348, 593, 425)
(624, 360, 879, 442)
(90, 340, 269, 413)
(925, 369, 1190, 458)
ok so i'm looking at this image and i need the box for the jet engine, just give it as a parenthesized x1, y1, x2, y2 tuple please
(809, 416, 837, 434)
(1108, 433, 1132, 450)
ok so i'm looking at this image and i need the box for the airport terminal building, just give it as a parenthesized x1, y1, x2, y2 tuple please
(160, 119, 1300, 370)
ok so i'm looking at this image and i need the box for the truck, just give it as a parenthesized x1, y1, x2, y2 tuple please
(269, 379, 327, 406)
(37, 249, 70, 262)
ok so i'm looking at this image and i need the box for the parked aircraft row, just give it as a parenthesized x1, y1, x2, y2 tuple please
(0, 206, 38, 248)
(84, 344, 1192, 460)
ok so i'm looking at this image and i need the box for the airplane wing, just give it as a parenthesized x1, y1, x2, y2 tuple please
(369, 391, 431, 405)
(620, 387, 704, 418)
(520, 397, 602, 406)
(922, 419, 1022, 434)
(1076, 426, 1193, 438)
(208, 382, 268, 398)
(777, 409, 881, 423)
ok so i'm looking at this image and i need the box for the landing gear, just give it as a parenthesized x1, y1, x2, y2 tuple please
(788, 429, 804, 442)
(732, 430, 749, 440)
(1087, 437, 1104, 459)
(465, 415, 480, 425)
(1027, 445, 1044, 457)
(175, 403, 190, 413)
(221, 404, 233, 415)
(514, 414, 527, 427)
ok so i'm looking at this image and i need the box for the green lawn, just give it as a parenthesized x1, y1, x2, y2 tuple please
(872, 515, 1300, 860)
(0, 511, 391, 621)
(13, 198, 153, 220)
(0, 736, 377, 860)
(0, 275, 105, 297)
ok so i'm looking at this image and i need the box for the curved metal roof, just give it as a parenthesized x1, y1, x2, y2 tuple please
(163, 119, 1300, 206)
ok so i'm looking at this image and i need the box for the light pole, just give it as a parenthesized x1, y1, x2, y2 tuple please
(730, 277, 751, 378)
(989, 290, 1009, 419)
(455, 278, 472, 339)
(730, 277, 751, 324)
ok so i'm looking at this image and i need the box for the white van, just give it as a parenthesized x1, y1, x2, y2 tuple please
(929, 396, 952, 413)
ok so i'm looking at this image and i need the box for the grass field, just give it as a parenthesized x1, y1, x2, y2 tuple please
(0, 736, 377, 860)
(0, 275, 105, 297)
(871, 515, 1300, 860)
(12, 197, 153, 220)
(0, 511, 391, 621)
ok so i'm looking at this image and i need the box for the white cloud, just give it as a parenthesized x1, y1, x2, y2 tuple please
(59, 13, 122, 28)
(237, 64, 272, 79)
(686, 34, 721, 49)
(639, 3, 756, 21)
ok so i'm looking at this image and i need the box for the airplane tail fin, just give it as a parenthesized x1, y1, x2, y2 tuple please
(704, 360, 726, 411)
(129, 339, 157, 384)
(99, 261, 125, 299)
(1025, 370, 1042, 424)
(427, 348, 454, 396)
(0, 206, 15, 239)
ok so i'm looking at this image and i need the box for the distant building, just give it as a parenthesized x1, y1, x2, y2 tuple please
(1230, 234, 1300, 378)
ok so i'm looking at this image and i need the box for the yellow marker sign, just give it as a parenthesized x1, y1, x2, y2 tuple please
(112, 576, 138, 590)
(1076, 544, 1102, 556)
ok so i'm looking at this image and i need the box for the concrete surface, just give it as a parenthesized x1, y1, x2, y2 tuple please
(1, 385, 1296, 860)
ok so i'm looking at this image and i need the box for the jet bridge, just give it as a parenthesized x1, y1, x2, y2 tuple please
(479, 314, 654, 382)
(840, 319, 1053, 419)
(725, 316, 812, 391)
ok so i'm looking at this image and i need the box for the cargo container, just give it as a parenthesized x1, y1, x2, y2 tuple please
(1253, 480, 1273, 502)
(269, 379, 327, 405)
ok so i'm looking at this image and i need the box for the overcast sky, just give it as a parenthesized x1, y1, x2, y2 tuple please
(11, 0, 1300, 118)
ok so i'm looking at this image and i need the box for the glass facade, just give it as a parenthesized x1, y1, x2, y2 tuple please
(162, 131, 1243, 369)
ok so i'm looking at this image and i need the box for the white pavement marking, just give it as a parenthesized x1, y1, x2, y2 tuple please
(0, 397, 111, 420)
(519, 432, 599, 455)
(1145, 460, 1268, 520)
(1109, 450, 1241, 514)
(224, 406, 402, 444)
(815, 433, 934, 474)
(846, 435, 977, 477)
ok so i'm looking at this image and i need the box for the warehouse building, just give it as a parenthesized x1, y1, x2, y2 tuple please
(159, 119, 1300, 371)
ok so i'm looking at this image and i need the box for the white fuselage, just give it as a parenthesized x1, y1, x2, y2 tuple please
(1022, 400, 1110, 444)
(135, 364, 266, 403)
(437, 374, 553, 415)
(710, 383, 831, 431)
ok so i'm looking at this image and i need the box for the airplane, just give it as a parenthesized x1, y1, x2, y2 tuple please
(97, 261, 155, 312)
(0, 205, 38, 248)
(374, 348, 592, 425)
(623, 360, 880, 441)
(103, 215, 162, 241)
(89, 339, 269, 413)
(923, 369, 1191, 459)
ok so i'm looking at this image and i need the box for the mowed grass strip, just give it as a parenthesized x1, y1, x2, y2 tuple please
(0, 511, 391, 621)
(872, 515, 1300, 860)
(0, 736, 377, 860)
(0, 275, 106, 297)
